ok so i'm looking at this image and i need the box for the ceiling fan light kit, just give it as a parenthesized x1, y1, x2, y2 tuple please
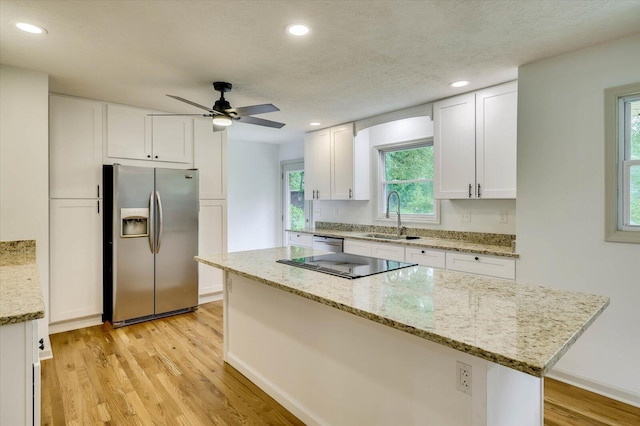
(212, 115, 232, 127)
(158, 81, 285, 132)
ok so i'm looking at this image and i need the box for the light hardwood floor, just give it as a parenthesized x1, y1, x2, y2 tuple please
(42, 301, 640, 425)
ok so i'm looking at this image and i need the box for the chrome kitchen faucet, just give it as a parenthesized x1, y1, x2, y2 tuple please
(386, 190, 403, 237)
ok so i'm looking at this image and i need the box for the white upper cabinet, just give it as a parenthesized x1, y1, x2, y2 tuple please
(151, 115, 193, 163)
(106, 104, 193, 164)
(305, 123, 369, 201)
(106, 104, 153, 160)
(50, 95, 103, 199)
(434, 93, 476, 199)
(434, 81, 517, 199)
(194, 119, 226, 200)
(304, 128, 331, 200)
(475, 82, 518, 199)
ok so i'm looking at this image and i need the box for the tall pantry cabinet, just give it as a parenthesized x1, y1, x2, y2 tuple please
(194, 119, 227, 302)
(49, 95, 103, 332)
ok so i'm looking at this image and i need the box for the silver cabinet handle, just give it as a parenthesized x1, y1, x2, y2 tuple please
(349, 188, 352, 199)
(156, 191, 163, 253)
(477, 183, 482, 198)
(468, 184, 472, 198)
(149, 191, 155, 253)
(317, 190, 320, 199)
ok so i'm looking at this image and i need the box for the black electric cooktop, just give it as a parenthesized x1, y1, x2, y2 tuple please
(277, 253, 417, 279)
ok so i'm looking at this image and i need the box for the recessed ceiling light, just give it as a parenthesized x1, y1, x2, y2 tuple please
(450, 80, 469, 88)
(16, 22, 47, 34)
(287, 24, 310, 37)
(309, 122, 320, 126)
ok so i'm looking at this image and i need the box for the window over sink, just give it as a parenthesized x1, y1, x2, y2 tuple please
(377, 139, 439, 223)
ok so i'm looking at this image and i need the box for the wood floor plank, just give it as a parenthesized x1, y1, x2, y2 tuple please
(41, 301, 638, 425)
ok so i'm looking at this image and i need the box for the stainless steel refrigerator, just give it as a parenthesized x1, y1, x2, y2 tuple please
(103, 164, 199, 327)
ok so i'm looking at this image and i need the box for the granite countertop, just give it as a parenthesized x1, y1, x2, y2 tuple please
(196, 247, 609, 377)
(288, 222, 518, 258)
(0, 240, 46, 326)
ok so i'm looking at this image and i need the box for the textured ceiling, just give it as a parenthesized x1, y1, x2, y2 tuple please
(1, 0, 640, 144)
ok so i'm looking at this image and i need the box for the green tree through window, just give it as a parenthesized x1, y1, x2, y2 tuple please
(380, 143, 435, 217)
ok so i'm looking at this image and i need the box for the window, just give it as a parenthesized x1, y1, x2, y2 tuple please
(605, 83, 640, 243)
(378, 140, 439, 222)
(282, 160, 311, 239)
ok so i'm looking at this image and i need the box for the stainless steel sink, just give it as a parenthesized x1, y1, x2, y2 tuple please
(364, 233, 420, 240)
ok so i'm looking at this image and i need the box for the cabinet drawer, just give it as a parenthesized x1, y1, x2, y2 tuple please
(405, 247, 446, 269)
(445, 252, 515, 280)
(288, 232, 313, 248)
(370, 243, 405, 262)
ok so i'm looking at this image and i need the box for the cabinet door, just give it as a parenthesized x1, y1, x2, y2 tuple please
(106, 104, 152, 160)
(287, 232, 313, 248)
(343, 239, 372, 257)
(370, 242, 405, 262)
(50, 199, 102, 323)
(194, 119, 226, 199)
(434, 93, 476, 199)
(0, 321, 36, 426)
(152, 115, 194, 163)
(304, 129, 331, 200)
(199, 200, 227, 296)
(50, 95, 103, 199)
(331, 124, 355, 200)
(476, 81, 517, 199)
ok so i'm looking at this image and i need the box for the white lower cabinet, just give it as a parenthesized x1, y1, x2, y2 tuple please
(287, 232, 313, 248)
(405, 247, 446, 269)
(49, 199, 102, 326)
(445, 252, 515, 280)
(344, 240, 405, 262)
(198, 200, 227, 298)
(344, 239, 515, 279)
(0, 320, 39, 426)
(370, 243, 405, 262)
(344, 239, 373, 257)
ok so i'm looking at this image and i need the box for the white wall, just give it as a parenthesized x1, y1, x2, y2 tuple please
(314, 117, 517, 233)
(0, 65, 50, 353)
(517, 34, 640, 405)
(279, 139, 304, 163)
(227, 139, 281, 251)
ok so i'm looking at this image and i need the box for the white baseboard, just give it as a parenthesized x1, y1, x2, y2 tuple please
(548, 368, 640, 408)
(48, 314, 103, 335)
(199, 291, 223, 304)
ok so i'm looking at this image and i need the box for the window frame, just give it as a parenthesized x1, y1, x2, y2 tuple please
(376, 138, 440, 224)
(604, 82, 640, 243)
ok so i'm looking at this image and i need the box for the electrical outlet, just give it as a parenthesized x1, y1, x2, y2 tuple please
(497, 210, 508, 224)
(460, 211, 471, 222)
(456, 361, 472, 395)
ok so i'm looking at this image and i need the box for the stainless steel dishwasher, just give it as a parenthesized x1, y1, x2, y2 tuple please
(312, 236, 344, 253)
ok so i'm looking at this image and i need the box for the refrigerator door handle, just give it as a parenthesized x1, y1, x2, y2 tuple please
(156, 190, 164, 253)
(149, 191, 155, 253)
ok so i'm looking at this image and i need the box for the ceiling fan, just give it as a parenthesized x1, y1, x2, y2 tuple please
(151, 81, 285, 132)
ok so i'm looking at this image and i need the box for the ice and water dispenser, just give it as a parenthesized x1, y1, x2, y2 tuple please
(120, 208, 149, 238)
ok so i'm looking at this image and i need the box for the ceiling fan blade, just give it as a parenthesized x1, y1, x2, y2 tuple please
(148, 113, 213, 117)
(235, 115, 285, 129)
(166, 95, 218, 114)
(231, 104, 280, 117)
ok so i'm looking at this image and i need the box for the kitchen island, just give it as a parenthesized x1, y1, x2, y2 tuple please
(196, 247, 609, 426)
